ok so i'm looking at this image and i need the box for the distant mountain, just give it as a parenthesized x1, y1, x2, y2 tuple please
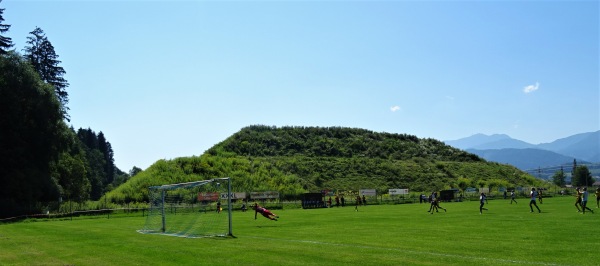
(537, 131, 600, 163)
(445, 131, 600, 170)
(466, 148, 581, 170)
(445, 134, 511, 150)
(445, 133, 537, 150)
(471, 138, 536, 150)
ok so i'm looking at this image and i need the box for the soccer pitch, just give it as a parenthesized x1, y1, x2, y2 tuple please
(1, 196, 598, 265)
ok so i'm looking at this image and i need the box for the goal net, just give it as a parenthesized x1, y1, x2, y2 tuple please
(139, 178, 233, 238)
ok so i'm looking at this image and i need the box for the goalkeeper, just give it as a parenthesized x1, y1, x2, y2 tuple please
(254, 203, 279, 221)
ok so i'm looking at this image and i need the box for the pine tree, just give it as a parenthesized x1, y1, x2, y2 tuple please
(76, 128, 119, 200)
(24, 27, 70, 120)
(77, 128, 99, 149)
(0, 0, 13, 53)
(98, 132, 115, 185)
(76, 128, 105, 200)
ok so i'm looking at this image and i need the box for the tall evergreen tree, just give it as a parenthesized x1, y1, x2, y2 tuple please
(129, 166, 143, 177)
(76, 128, 106, 200)
(23, 27, 70, 120)
(77, 128, 99, 149)
(76, 128, 121, 200)
(97, 132, 115, 185)
(0, 0, 13, 54)
(0, 51, 63, 217)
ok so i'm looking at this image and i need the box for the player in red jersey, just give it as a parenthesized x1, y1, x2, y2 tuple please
(254, 203, 279, 221)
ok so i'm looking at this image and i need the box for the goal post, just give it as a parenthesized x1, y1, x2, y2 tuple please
(139, 177, 233, 238)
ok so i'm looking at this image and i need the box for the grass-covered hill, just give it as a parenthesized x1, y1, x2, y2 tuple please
(104, 125, 543, 203)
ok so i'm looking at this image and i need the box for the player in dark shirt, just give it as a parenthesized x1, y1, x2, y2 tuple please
(254, 203, 279, 221)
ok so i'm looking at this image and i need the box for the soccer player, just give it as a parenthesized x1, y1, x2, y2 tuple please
(529, 187, 541, 213)
(253, 203, 278, 221)
(434, 197, 447, 213)
(428, 191, 438, 213)
(216, 201, 221, 213)
(429, 192, 446, 214)
(595, 187, 600, 208)
(479, 193, 488, 214)
(510, 190, 517, 204)
(574, 187, 583, 212)
(580, 187, 594, 214)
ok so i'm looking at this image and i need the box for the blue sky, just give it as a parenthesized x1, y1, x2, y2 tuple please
(3, 0, 599, 171)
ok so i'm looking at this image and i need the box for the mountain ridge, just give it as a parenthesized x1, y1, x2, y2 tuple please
(445, 130, 600, 170)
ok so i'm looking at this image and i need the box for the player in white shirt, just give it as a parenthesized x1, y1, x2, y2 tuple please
(479, 193, 488, 214)
(510, 190, 517, 204)
(529, 188, 541, 213)
(580, 187, 594, 214)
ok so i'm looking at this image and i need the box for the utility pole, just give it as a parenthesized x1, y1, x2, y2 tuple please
(572, 159, 577, 187)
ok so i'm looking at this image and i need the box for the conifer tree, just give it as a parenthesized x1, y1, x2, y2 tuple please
(24, 27, 70, 119)
(0, 0, 13, 54)
(98, 132, 116, 185)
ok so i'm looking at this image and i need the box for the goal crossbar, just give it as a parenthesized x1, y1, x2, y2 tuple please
(149, 178, 230, 191)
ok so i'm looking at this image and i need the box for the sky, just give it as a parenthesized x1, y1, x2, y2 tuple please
(3, 0, 599, 172)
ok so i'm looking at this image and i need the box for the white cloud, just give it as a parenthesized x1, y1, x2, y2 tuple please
(390, 105, 401, 112)
(523, 82, 540, 93)
(512, 120, 520, 129)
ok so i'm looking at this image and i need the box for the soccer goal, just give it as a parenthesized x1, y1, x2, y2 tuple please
(139, 177, 233, 238)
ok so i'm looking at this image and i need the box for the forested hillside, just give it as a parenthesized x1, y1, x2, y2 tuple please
(105, 126, 542, 203)
(210, 126, 482, 161)
(0, 4, 130, 218)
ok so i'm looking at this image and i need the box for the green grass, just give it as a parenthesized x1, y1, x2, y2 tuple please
(1, 196, 599, 265)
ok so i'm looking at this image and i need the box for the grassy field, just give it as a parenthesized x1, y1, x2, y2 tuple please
(1, 196, 599, 265)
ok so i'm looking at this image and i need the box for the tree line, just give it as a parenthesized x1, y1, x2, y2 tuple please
(0, 2, 134, 218)
(551, 160, 595, 189)
(210, 125, 482, 162)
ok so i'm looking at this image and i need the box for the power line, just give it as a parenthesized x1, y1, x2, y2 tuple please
(523, 162, 599, 174)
